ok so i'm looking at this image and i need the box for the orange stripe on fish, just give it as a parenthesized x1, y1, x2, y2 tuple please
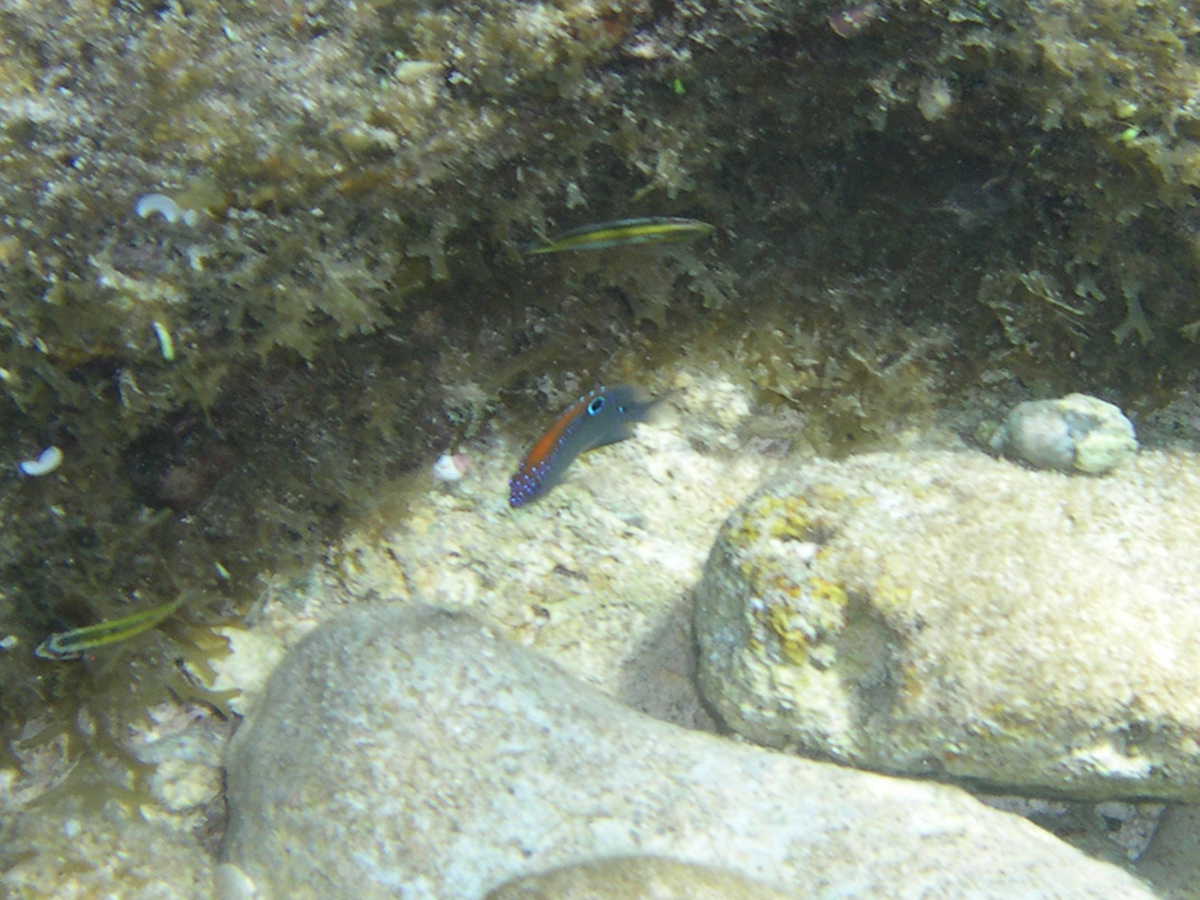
(509, 386, 657, 508)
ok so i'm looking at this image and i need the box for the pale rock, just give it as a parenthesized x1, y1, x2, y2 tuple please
(221, 603, 1154, 900)
(0, 798, 213, 900)
(198, 625, 286, 717)
(483, 856, 795, 900)
(988, 393, 1136, 474)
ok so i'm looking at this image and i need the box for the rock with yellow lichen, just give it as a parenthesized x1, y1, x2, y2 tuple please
(696, 449, 1200, 800)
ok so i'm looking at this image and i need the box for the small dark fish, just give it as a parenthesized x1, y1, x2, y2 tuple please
(509, 386, 657, 508)
(521, 217, 714, 255)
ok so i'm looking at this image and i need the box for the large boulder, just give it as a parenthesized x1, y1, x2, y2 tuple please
(695, 449, 1200, 800)
(220, 603, 1154, 900)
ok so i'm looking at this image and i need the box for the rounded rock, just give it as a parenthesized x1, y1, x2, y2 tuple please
(988, 393, 1137, 474)
(696, 450, 1200, 800)
(221, 604, 1153, 900)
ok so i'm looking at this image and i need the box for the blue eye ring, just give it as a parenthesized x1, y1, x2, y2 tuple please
(587, 396, 605, 415)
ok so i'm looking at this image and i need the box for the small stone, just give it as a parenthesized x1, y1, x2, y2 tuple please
(148, 755, 222, 812)
(220, 603, 1155, 900)
(989, 393, 1137, 474)
(917, 77, 954, 122)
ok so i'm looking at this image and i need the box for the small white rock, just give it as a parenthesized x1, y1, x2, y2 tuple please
(215, 863, 261, 900)
(431, 452, 471, 482)
(187, 626, 285, 717)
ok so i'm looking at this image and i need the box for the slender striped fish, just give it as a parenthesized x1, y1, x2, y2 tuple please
(509, 385, 658, 507)
(35, 594, 186, 661)
(521, 216, 714, 255)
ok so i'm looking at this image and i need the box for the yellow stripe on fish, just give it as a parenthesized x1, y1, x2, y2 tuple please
(34, 594, 186, 661)
(522, 216, 715, 255)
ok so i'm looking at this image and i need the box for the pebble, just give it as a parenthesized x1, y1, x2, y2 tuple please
(18, 445, 63, 476)
(220, 603, 1154, 900)
(988, 393, 1137, 474)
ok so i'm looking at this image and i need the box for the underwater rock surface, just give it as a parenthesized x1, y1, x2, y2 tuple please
(220, 603, 1153, 900)
(483, 856, 797, 900)
(0, 797, 215, 899)
(695, 449, 1200, 800)
(1136, 803, 1200, 898)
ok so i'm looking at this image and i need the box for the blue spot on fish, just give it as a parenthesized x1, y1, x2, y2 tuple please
(509, 385, 657, 508)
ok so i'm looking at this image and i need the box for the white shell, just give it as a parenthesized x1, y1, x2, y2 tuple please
(432, 453, 467, 482)
(19, 445, 63, 476)
(135, 193, 200, 226)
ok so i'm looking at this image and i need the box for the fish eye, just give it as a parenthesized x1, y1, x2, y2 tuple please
(587, 396, 605, 415)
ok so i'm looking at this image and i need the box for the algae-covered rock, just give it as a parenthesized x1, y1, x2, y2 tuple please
(695, 450, 1200, 800)
(484, 857, 797, 900)
(220, 604, 1153, 900)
